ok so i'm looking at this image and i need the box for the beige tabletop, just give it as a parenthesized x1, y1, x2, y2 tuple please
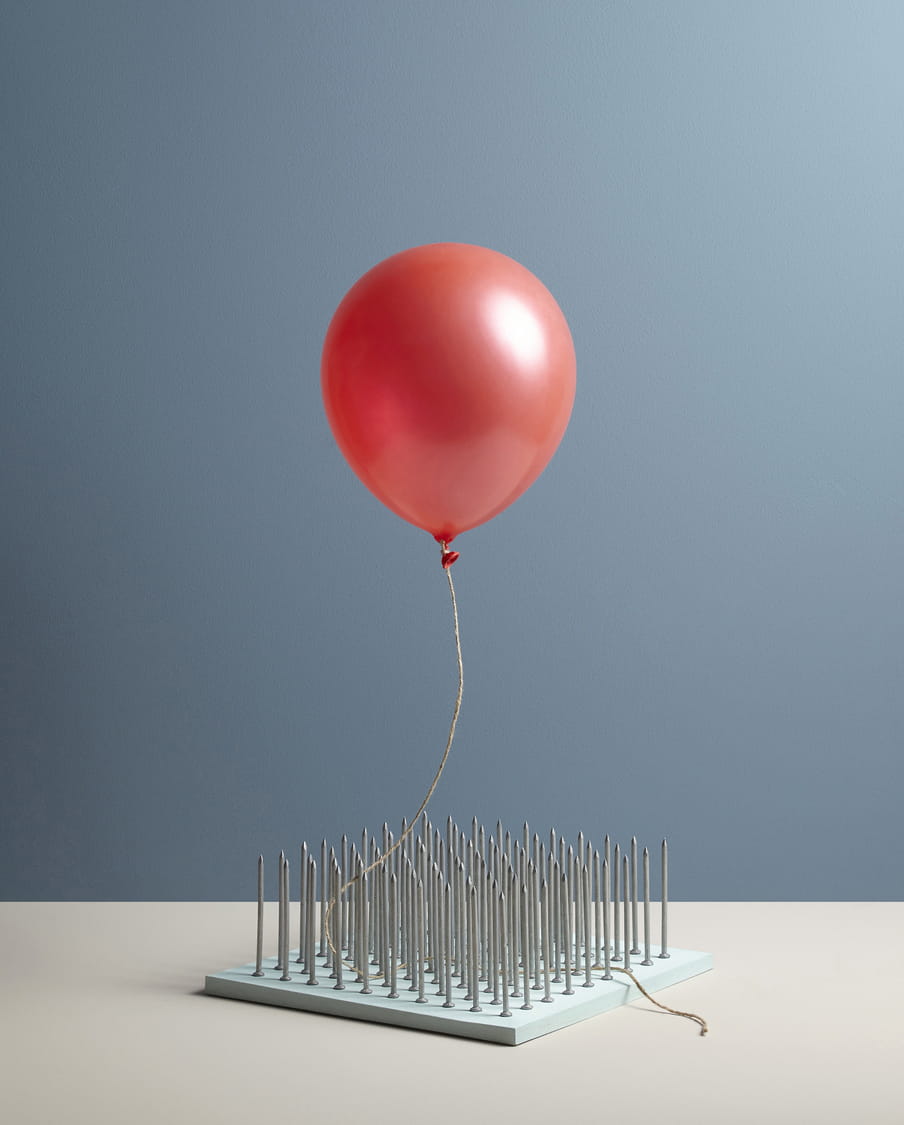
(1, 902, 901, 1124)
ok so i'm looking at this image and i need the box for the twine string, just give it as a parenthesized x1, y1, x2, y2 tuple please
(604, 966, 708, 1035)
(323, 546, 462, 971)
(320, 545, 709, 1036)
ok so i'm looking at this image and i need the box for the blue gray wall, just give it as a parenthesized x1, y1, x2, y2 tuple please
(3, 2, 902, 900)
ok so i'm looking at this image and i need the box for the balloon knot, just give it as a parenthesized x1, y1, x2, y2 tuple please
(440, 543, 460, 569)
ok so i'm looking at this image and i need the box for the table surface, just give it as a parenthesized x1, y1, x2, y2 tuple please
(1, 902, 902, 1125)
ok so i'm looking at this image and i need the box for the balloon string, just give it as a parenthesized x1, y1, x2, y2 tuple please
(320, 550, 707, 1037)
(323, 545, 463, 971)
(603, 966, 709, 1035)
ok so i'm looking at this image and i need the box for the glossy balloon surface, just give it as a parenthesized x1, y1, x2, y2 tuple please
(321, 243, 576, 543)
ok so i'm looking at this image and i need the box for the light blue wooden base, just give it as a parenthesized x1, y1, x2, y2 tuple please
(205, 947, 712, 1045)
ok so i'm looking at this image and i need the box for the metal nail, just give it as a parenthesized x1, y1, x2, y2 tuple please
(280, 854, 291, 981)
(387, 871, 398, 998)
(296, 845, 306, 965)
(567, 843, 577, 955)
(489, 878, 500, 1004)
(612, 843, 622, 960)
(658, 838, 670, 958)
(340, 835, 349, 949)
(457, 862, 468, 988)
(601, 857, 612, 980)
(359, 872, 372, 993)
(642, 846, 653, 966)
(408, 867, 419, 992)
(561, 869, 574, 995)
(520, 882, 532, 1010)
(333, 863, 345, 990)
(253, 855, 264, 976)
(499, 888, 512, 1017)
(622, 853, 631, 972)
(306, 857, 319, 985)
(416, 879, 427, 1003)
(479, 861, 488, 984)
(469, 883, 482, 1012)
(381, 860, 391, 984)
(531, 862, 542, 991)
(630, 836, 641, 955)
(551, 852, 562, 983)
(275, 850, 286, 972)
(319, 839, 328, 956)
(484, 871, 494, 996)
(593, 849, 602, 970)
(508, 872, 520, 997)
(443, 886, 456, 1012)
(541, 878, 553, 1002)
(582, 863, 594, 987)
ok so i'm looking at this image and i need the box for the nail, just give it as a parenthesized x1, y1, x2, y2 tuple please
(582, 863, 594, 987)
(561, 869, 574, 995)
(408, 867, 418, 991)
(280, 854, 291, 981)
(531, 862, 542, 991)
(463, 877, 476, 1003)
(484, 871, 495, 996)
(488, 877, 500, 1003)
(328, 850, 340, 973)
(433, 867, 444, 991)
(499, 890, 512, 1017)
(567, 844, 576, 955)
(658, 839, 670, 958)
(306, 857, 318, 985)
(509, 872, 521, 998)
(593, 849, 602, 970)
(469, 883, 482, 1012)
(368, 843, 379, 970)
(541, 878, 553, 1002)
(622, 853, 631, 972)
(359, 872, 371, 993)
(612, 843, 622, 960)
(602, 858, 612, 980)
(331, 863, 345, 990)
(520, 882, 532, 1010)
(630, 836, 641, 955)
(381, 860, 392, 983)
(462, 877, 473, 999)
(551, 852, 562, 983)
(296, 844, 306, 965)
(319, 840, 328, 956)
(642, 846, 653, 966)
(275, 850, 286, 972)
(416, 879, 427, 1003)
(253, 855, 264, 976)
(386, 872, 398, 997)
(458, 862, 468, 988)
(479, 861, 488, 984)
(442, 882, 454, 1008)
(340, 835, 349, 949)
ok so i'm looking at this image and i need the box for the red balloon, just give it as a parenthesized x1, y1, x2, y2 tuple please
(321, 243, 576, 545)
